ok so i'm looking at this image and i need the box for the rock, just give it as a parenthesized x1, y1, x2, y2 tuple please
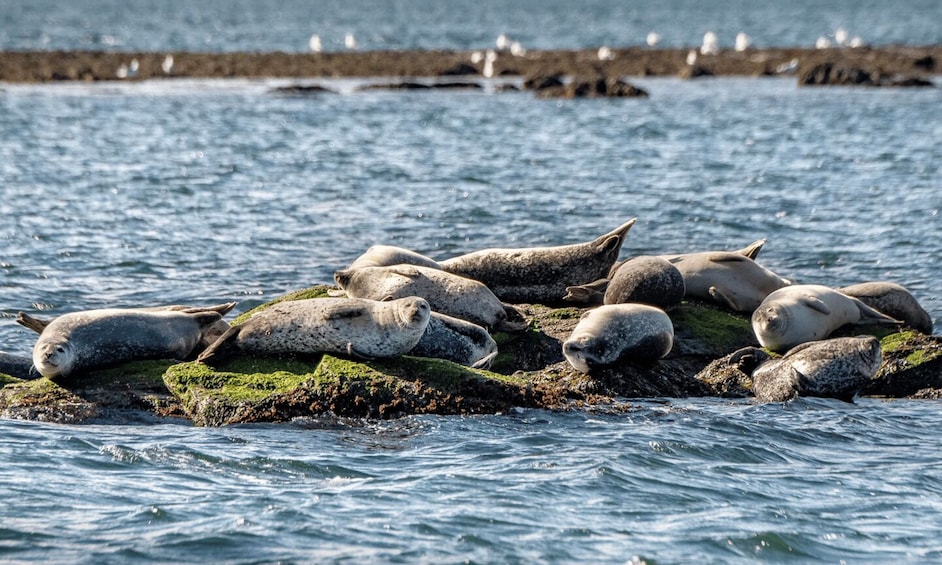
(534, 76, 649, 99)
(799, 62, 934, 87)
(269, 84, 335, 95)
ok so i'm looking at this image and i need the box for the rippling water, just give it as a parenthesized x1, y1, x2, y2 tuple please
(1, 23, 942, 561)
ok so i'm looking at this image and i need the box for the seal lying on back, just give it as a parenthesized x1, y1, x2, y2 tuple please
(838, 281, 933, 334)
(564, 255, 685, 309)
(347, 244, 442, 270)
(660, 240, 791, 313)
(334, 264, 525, 331)
(26, 308, 224, 379)
(752, 336, 882, 403)
(439, 218, 636, 305)
(562, 303, 674, 374)
(752, 284, 902, 352)
(409, 312, 498, 369)
(198, 296, 431, 365)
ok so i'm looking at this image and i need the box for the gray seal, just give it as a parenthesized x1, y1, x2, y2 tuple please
(837, 281, 933, 334)
(752, 284, 902, 352)
(752, 336, 883, 402)
(661, 244, 791, 313)
(347, 244, 442, 270)
(565, 255, 685, 309)
(439, 218, 636, 305)
(198, 296, 431, 365)
(562, 303, 674, 374)
(408, 312, 498, 369)
(0, 352, 38, 380)
(333, 264, 525, 332)
(25, 308, 224, 379)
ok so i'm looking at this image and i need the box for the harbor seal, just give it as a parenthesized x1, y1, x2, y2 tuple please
(26, 308, 224, 379)
(562, 303, 674, 374)
(347, 244, 442, 270)
(439, 218, 636, 305)
(661, 245, 791, 313)
(197, 296, 431, 365)
(751, 284, 902, 352)
(563, 255, 685, 309)
(333, 264, 525, 331)
(408, 312, 498, 369)
(0, 352, 38, 380)
(751, 336, 883, 402)
(837, 281, 933, 334)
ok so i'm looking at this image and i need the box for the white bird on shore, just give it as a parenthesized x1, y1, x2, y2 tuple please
(470, 51, 484, 64)
(848, 35, 863, 48)
(597, 46, 615, 61)
(700, 31, 719, 55)
(344, 33, 357, 50)
(646, 32, 660, 47)
(309, 34, 322, 52)
(483, 49, 497, 78)
(510, 41, 526, 56)
(496, 33, 510, 50)
(734, 32, 750, 52)
(834, 27, 848, 46)
(815, 36, 832, 49)
(161, 54, 174, 74)
(686, 49, 698, 66)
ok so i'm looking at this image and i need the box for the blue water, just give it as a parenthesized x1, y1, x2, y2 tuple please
(0, 0, 941, 52)
(2, 1, 942, 561)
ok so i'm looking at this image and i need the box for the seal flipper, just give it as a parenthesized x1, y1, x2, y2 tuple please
(736, 239, 766, 260)
(178, 302, 237, 316)
(799, 296, 832, 315)
(346, 342, 375, 360)
(495, 304, 528, 332)
(16, 312, 51, 334)
(851, 298, 904, 327)
(323, 306, 367, 321)
(708, 286, 748, 312)
(471, 350, 499, 370)
(196, 325, 242, 365)
(591, 218, 637, 253)
(563, 279, 609, 305)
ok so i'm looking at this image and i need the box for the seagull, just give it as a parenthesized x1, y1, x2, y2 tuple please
(815, 36, 831, 49)
(734, 32, 750, 52)
(686, 49, 698, 66)
(161, 54, 174, 74)
(510, 41, 526, 56)
(483, 49, 497, 78)
(646, 32, 661, 47)
(597, 46, 615, 61)
(128, 58, 139, 78)
(848, 36, 863, 48)
(496, 33, 510, 50)
(700, 31, 719, 55)
(470, 51, 484, 64)
(344, 33, 357, 50)
(834, 27, 848, 46)
(309, 34, 322, 52)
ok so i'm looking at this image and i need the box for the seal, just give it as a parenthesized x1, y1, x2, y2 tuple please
(408, 312, 498, 369)
(347, 244, 442, 270)
(751, 336, 883, 403)
(197, 296, 431, 365)
(837, 281, 933, 334)
(751, 284, 902, 352)
(660, 243, 791, 313)
(565, 255, 685, 309)
(333, 264, 525, 332)
(25, 308, 224, 379)
(0, 352, 38, 380)
(562, 303, 674, 374)
(438, 218, 637, 305)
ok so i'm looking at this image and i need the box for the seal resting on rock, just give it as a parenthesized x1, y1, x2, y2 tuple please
(562, 303, 674, 374)
(752, 284, 902, 352)
(438, 218, 636, 305)
(0, 352, 38, 380)
(564, 255, 685, 309)
(751, 336, 883, 403)
(198, 296, 431, 365)
(408, 312, 498, 369)
(333, 264, 525, 331)
(347, 244, 442, 270)
(837, 281, 933, 334)
(24, 308, 225, 379)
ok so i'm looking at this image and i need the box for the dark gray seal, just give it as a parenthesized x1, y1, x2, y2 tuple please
(562, 303, 674, 374)
(198, 296, 431, 365)
(26, 308, 224, 379)
(565, 255, 685, 309)
(439, 218, 636, 305)
(0, 352, 38, 380)
(347, 244, 442, 270)
(838, 281, 933, 334)
(751, 336, 883, 403)
(408, 312, 498, 369)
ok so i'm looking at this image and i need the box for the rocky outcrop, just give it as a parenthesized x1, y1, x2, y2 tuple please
(799, 62, 935, 87)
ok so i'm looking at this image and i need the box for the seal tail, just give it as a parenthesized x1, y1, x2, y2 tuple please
(736, 239, 766, 260)
(196, 325, 242, 365)
(178, 302, 238, 316)
(16, 312, 51, 334)
(592, 218, 637, 250)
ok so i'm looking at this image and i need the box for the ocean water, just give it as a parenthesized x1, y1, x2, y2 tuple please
(2, 1, 942, 561)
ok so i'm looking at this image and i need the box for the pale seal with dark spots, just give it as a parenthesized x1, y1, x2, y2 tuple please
(752, 284, 902, 352)
(439, 218, 636, 305)
(659, 240, 790, 312)
(838, 281, 933, 334)
(198, 296, 431, 365)
(562, 303, 674, 374)
(347, 244, 442, 270)
(26, 308, 224, 379)
(334, 264, 525, 332)
(751, 336, 883, 403)
(409, 312, 498, 369)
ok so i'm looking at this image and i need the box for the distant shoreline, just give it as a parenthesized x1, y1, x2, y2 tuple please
(0, 45, 939, 83)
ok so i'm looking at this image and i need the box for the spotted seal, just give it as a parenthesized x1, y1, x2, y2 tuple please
(347, 244, 442, 270)
(661, 241, 791, 313)
(564, 255, 685, 309)
(197, 296, 431, 365)
(333, 264, 525, 332)
(0, 352, 38, 380)
(752, 284, 902, 352)
(751, 336, 883, 403)
(562, 303, 674, 374)
(409, 312, 498, 369)
(25, 308, 225, 379)
(439, 218, 636, 305)
(837, 281, 933, 334)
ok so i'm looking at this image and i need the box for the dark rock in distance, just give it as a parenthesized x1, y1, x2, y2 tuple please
(535, 76, 648, 99)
